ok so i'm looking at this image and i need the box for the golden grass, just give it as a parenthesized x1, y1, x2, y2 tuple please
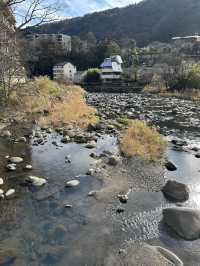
(120, 120, 167, 161)
(10, 76, 97, 127)
(159, 89, 200, 102)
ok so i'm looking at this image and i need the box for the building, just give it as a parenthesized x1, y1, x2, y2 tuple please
(53, 62, 77, 82)
(26, 34, 72, 53)
(100, 55, 123, 80)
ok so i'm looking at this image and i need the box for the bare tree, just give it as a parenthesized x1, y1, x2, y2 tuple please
(6, 0, 60, 29)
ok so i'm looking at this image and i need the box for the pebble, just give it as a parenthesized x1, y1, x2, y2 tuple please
(5, 189, 15, 197)
(6, 164, 16, 171)
(65, 180, 80, 187)
(9, 157, 23, 164)
(27, 176, 47, 186)
(0, 178, 4, 185)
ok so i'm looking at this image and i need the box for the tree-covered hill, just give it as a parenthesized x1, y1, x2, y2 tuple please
(26, 0, 200, 46)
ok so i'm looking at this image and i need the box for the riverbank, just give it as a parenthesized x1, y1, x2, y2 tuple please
(0, 91, 200, 265)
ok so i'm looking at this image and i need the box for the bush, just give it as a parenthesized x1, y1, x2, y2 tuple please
(120, 120, 167, 161)
(84, 68, 101, 83)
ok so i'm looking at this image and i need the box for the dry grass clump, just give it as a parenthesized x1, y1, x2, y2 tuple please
(11, 76, 97, 127)
(120, 120, 167, 161)
(159, 89, 200, 102)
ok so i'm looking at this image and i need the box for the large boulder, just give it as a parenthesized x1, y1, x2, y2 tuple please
(163, 207, 200, 240)
(162, 180, 189, 202)
(104, 243, 183, 266)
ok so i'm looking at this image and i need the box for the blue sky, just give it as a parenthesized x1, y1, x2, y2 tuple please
(60, 0, 142, 17)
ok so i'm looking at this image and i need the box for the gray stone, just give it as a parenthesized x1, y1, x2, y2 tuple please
(108, 156, 119, 166)
(9, 157, 23, 163)
(5, 189, 15, 197)
(65, 179, 80, 187)
(163, 207, 200, 240)
(162, 180, 189, 202)
(6, 164, 16, 171)
(165, 161, 177, 171)
(27, 176, 47, 186)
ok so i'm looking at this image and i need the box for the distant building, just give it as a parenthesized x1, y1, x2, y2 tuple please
(53, 62, 77, 82)
(26, 34, 72, 53)
(100, 55, 123, 80)
(172, 34, 200, 44)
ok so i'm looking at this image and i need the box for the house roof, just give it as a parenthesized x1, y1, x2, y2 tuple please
(54, 62, 75, 67)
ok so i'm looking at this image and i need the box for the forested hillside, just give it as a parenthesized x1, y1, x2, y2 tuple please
(26, 0, 200, 46)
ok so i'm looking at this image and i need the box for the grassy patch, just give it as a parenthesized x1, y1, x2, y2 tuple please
(120, 120, 167, 161)
(10, 77, 97, 127)
(159, 89, 200, 102)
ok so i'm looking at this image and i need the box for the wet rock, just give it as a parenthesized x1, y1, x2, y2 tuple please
(88, 190, 97, 197)
(85, 140, 96, 149)
(0, 249, 17, 265)
(105, 243, 183, 266)
(65, 179, 80, 187)
(163, 207, 200, 240)
(0, 178, 3, 185)
(27, 176, 47, 186)
(86, 169, 95, 176)
(87, 123, 97, 132)
(165, 161, 177, 171)
(65, 204, 73, 208)
(61, 136, 70, 144)
(5, 189, 15, 197)
(118, 194, 128, 204)
(116, 207, 125, 214)
(195, 153, 200, 158)
(162, 180, 189, 202)
(108, 156, 119, 166)
(6, 164, 16, 171)
(24, 165, 33, 170)
(9, 157, 23, 164)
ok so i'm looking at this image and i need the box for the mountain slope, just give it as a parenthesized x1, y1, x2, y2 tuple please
(27, 0, 200, 46)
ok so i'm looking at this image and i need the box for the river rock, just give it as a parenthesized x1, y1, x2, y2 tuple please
(5, 189, 15, 197)
(0, 189, 4, 196)
(0, 178, 3, 185)
(118, 194, 128, 204)
(104, 243, 183, 266)
(195, 153, 200, 158)
(65, 179, 80, 187)
(6, 164, 16, 171)
(61, 136, 70, 143)
(9, 157, 23, 163)
(24, 165, 33, 170)
(86, 169, 95, 176)
(108, 156, 119, 166)
(165, 161, 177, 171)
(162, 180, 189, 202)
(27, 176, 47, 186)
(163, 207, 200, 240)
(85, 140, 96, 149)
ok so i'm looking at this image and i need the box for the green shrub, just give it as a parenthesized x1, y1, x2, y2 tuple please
(84, 68, 101, 83)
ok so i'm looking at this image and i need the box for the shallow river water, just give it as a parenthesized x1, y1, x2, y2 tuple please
(0, 93, 200, 265)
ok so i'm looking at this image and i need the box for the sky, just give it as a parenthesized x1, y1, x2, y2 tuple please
(60, 0, 142, 17)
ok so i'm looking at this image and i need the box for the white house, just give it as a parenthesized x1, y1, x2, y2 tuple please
(100, 55, 123, 80)
(53, 62, 77, 82)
